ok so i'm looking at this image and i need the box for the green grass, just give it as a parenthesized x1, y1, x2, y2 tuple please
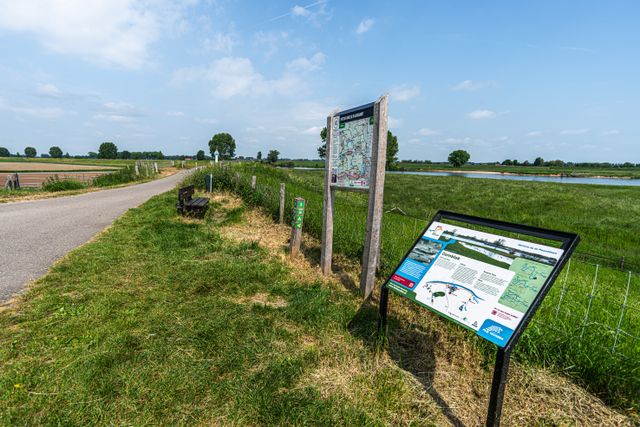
(271, 159, 640, 178)
(183, 164, 640, 410)
(0, 192, 443, 425)
(41, 176, 86, 192)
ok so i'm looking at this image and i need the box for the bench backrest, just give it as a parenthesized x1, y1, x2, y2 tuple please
(178, 185, 194, 203)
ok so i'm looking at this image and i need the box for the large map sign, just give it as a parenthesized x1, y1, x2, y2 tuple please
(386, 217, 573, 347)
(330, 102, 375, 190)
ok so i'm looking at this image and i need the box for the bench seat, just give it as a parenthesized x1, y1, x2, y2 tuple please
(177, 185, 209, 216)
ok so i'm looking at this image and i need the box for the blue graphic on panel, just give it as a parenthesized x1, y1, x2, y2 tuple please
(477, 319, 514, 347)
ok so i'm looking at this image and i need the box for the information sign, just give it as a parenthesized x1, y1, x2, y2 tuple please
(330, 103, 375, 190)
(384, 212, 578, 348)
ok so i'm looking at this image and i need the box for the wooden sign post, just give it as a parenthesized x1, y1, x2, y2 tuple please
(290, 197, 306, 258)
(321, 95, 388, 299)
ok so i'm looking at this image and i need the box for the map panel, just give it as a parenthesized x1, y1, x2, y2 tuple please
(330, 103, 374, 190)
(386, 221, 565, 347)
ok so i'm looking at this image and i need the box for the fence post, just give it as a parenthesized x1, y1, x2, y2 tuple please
(279, 183, 285, 224)
(154, 162, 158, 173)
(251, 176, 256, 189)
(620, 256, 625, 270)
(290, 197, 305, 258)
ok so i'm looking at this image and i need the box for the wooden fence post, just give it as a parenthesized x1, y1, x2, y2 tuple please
(290, 197, 306, 258)
(360, 95, 388, 299)
(279, 183, 285, 224)
(251, 176, 257, 189)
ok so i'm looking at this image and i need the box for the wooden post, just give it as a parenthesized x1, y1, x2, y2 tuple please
(290, 197, 306, 258)
(279, 183, 286, 224)
(135, 163, 139, 176)
(320, 114, 335, 275)
(209, 174, 213, 193)
(251, 176, 257, 189)
(360, 95, 388, 299)
(154, 162, 158, 173)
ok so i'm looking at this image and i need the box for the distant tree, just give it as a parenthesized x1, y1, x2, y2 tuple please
(98, 142, 118, 159)
(502, 159, 513, 166)
(119, 150, 131, 159)
(88, 151, 98, 159)
(512, 159, 519, 166)
(317, 127, 327, 159)
(49, 146, 63, 158)
(41, 153, 51, 158)
(522, 160, 531, 166)
(196, 150, 205, 161)
(64, 152, 70, 158)
(0, 147, 10, 157)
(267, 150, 280, 164)
(533, 157, 544, 166)
(208, 132, 236, 159)
(24, 146, 37, 158)
(256, 151, 262, 161)
(386, 130, 399, 169)
(448, 149, 470, 167)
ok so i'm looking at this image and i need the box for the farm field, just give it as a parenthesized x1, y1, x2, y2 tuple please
(0, 190, 633, 426)
(0, 162, 116, 172)
(183, 165, 640, 411)
(274, 159, 640, 178)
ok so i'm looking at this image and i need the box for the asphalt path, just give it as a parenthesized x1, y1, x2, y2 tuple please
(0, 171, 188, 303)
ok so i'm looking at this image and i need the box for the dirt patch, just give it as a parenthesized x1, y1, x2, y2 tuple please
(211, 191, 635, 426)
(239, 292, 288, 308)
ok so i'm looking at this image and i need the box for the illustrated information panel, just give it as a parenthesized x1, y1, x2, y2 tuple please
(386, 221, 565, 347)
(330, 103, 374, 190)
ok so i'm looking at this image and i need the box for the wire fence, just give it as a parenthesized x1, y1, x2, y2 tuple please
(187, 166, 640, 405)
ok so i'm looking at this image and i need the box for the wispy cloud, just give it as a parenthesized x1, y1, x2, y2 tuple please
(417, 128, 439, 136)
(527, 131, 543, 137)
(34, 83, 62, 98)
(468, 109, 496, 120)
(356, 18, 375, 35)
(561, 46, 595, 53)
(203, 32, 236, 54)
(0, 0, 196, 69)
(269, 1, 328, 23)
(560, 128, 590, 135)
(0, 96, 69, 119)
(452, 80, 495, 91)
(600, 129, 620, 136)
(390, 84, 420, 101)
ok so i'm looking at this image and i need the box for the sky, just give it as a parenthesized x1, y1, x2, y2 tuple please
(0, 0, 638, 162)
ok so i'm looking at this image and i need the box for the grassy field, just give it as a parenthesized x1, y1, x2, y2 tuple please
(183, 165, 640, 411)
(0, 190, 634, 425)
(272, 159, 640, 178)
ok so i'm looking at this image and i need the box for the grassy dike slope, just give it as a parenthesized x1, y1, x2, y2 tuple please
(0, 191, 633, 425)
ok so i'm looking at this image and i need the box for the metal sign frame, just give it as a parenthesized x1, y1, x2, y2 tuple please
(378, 210, 580, 427)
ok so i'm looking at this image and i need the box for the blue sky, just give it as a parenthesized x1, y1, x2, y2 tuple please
(0, 0, 638, 162)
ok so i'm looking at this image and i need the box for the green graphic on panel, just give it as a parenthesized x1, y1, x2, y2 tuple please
(499, 258, 553, 313)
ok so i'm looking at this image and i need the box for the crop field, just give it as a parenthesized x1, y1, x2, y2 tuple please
(184, 164, 640, 410)
(0, 162, 116, 172)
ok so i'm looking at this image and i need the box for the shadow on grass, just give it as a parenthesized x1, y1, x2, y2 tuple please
(347, 298, 467, 427)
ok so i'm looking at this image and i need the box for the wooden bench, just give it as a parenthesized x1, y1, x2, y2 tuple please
(177, 185, 209, 216)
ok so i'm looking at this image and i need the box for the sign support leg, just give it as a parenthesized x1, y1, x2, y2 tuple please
(321, 114, 335, 275)
(377, 283, 390, 339)
(360, 95, 388, 299)
(485, 347, 511, 427)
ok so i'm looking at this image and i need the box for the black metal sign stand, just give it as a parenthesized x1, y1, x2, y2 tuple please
(378, 210, 580, 427)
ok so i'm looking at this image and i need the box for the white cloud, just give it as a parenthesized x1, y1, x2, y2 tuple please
(291, 5, 311, 17)
(203, 32, 235, 54)
(92, 100, 143, 123)
(390, 84, 421, 101)
(174, 53, 327, 99)
(286, 52, 326, 73)
(527, 131, 543, 137)
(452, 80, 496, 91)
(166, 111, 185, 117)
(601, 129, 620, 136)
(0, 1, 194, 69)
(560, 128, 590, 135)
(468, 109, 496, 120)
(356, 18, 375, 35)
(0, 96, 68, 119)
(417, 127, 439, 136)
(35, 83, 62, 98)
(253, 31, 289, 57)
